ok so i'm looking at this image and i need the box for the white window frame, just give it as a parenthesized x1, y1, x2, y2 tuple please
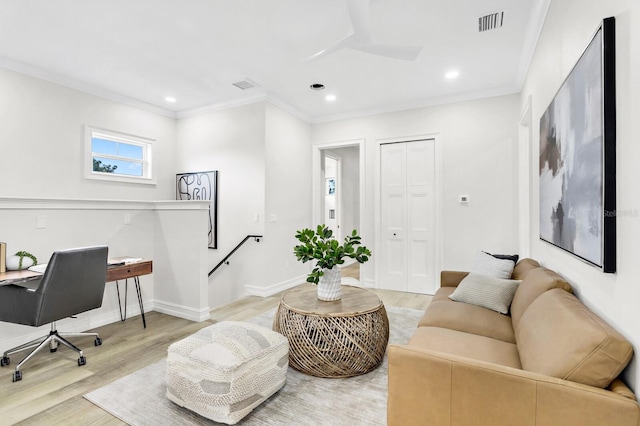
(84, 125, 156, 185)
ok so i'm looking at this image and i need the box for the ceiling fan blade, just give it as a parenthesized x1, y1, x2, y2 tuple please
(351, 42, 422, 61)
(346, 0, 372, 43)
(304, 34, 356, 63)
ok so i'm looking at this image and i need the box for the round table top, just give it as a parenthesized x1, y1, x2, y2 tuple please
(280, 284, 383, 316)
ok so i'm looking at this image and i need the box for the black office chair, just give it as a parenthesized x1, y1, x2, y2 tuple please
(0, 246, 108, 382)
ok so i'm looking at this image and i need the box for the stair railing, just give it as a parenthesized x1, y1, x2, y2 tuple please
(209, 235, 262, 277)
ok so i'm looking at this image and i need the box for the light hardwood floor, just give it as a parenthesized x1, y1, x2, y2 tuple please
(0, 269, 431, 425)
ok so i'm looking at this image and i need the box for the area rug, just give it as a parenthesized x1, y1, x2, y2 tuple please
(84, 306, 423, 425)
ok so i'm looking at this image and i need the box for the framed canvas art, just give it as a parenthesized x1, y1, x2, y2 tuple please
(176, 170, 218, 249)
(539, 17, 616, 272)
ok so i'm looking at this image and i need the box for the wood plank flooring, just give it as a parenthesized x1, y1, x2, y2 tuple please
(0, 270, 431, 425)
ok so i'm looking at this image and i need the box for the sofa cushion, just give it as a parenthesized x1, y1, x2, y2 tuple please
(419, 290, 516, 343)
(510, 267, 572, 331)
(449, 273, 521, 314)
(511, 258, 541, 280)
(473, 251, 515, 279)
(409, 326, 522, 369)
(515, 289, 633, 388)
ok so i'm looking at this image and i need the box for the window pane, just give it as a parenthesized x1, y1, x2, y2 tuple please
(93, 156, 143, 176)
(92, 138, 117, 155)
(118, 143, 143, 160)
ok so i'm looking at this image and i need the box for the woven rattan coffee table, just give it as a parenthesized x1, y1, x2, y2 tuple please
(273, 284, 389, 378)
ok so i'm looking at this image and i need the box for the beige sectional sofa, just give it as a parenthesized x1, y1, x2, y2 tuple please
(388, 258, 640, 426)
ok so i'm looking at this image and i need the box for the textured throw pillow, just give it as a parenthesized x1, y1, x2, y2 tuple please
(449, 273, 522, 314)
(473, 250, 515, 279)
(484, 251, 519, 264)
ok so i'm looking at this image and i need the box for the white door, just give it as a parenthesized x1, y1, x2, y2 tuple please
(380, 140, 436, 294)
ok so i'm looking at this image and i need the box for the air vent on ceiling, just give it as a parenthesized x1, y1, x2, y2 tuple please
(232, 79, 257, 90)
(478, 11, 504, 32)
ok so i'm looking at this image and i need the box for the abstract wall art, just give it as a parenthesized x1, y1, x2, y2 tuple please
(176, 170, 218, 249)
(539, 17, 616, 272)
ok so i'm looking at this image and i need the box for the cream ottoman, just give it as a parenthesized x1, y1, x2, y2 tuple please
(166, 321, 289, 424)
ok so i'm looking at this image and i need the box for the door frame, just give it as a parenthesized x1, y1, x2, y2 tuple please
(323, 152, 342, 241)
(374, 133, 443, 293)
(312, 138, 365, 243)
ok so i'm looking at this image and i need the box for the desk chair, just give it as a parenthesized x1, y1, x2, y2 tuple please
(0, 246, 108, 382)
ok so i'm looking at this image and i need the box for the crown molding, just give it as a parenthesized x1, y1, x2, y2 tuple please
(0, 56, 177, 119)
(309, 85, 521, 124)
(514, 0, 551, 91)
(174, 93, 269, 119)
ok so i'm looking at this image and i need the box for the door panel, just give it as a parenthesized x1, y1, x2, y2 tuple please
(380, 139, 436, 294)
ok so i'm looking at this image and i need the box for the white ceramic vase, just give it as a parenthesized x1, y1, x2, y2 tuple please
(6, 255, 35, 271)
(317, 266, 342, 301)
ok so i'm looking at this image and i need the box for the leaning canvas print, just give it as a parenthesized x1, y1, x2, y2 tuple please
(176, 170, 219, 249)
(539, 18, 616, 272)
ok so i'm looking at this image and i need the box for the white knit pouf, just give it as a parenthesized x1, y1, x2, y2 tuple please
(166, 321, 289, 424)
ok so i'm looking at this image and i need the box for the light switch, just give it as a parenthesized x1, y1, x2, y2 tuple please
(269, 214, 278, 223)
(124, 213, 131, 225)
(36, 215, 47, 229)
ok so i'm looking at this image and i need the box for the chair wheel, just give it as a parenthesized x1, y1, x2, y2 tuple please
(78, 356, 86, 366)
(94, 337, 102, 346)
(12, 371, 22, 382)
(0, 356, 9, 367)
(50, 348, 57, 353)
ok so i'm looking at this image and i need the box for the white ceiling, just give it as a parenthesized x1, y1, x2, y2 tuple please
(0, 0, 548, 122)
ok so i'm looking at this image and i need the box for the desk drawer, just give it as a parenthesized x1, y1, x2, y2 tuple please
(107, 261, 153, 281)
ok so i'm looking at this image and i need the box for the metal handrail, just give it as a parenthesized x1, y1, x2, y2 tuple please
(208, 235, 262, 277)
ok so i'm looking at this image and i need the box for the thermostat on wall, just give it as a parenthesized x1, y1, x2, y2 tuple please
(459, 194, 470, 204)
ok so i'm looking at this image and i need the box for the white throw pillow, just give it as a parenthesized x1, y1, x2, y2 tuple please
(473, 250, 515, 279)
(449, 273, 522, 314)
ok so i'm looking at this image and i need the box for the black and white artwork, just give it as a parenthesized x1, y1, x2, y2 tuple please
(539, 18, 616, 272)
(176, 170, 218, 249)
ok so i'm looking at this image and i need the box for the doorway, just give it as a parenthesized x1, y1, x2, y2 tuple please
(379, 139, 437, 294)
(314, 141, 364, 281)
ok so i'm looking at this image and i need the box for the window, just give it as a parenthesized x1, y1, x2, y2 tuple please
(84, 125, 155, 184)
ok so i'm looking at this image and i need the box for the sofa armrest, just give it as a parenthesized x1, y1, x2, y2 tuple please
(387, 344, 640, 426)
(440, 271, 469, 287)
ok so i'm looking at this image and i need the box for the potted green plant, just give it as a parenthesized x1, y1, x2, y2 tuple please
(294, 225, 371, 301)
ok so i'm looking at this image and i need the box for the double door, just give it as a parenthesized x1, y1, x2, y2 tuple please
(379, 140, 436, 294)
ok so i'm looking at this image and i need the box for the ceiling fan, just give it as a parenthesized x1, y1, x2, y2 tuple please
(307, 0, 423, 62)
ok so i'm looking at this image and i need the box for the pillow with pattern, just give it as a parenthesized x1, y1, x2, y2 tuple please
(449, 273, 522, 314)
(473, 250, 515, 279)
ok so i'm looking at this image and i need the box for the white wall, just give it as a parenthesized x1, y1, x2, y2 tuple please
(175, 101, 313, 305)
(312, 94, 521, 287)
(0, 68, 175, 200)
(520, 0, 640, 394)
(262, 103, 312, 294)
(175, 102, 266, 308)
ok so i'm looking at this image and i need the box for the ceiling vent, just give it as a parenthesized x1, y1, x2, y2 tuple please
(478, 11, 504, 32)
(232, 79, 257, 90)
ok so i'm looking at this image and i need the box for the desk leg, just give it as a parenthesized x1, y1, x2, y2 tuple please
(115, 280, 128, 322)
(115, 278, 146, 328)
(134, 276, 147, 329)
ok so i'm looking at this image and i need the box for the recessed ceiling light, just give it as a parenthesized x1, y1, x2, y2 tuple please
(325, 94, 336, 102)
(165, 96, 177, 103)
(310, 83, 325, 91)
(445, 70, 460, 80)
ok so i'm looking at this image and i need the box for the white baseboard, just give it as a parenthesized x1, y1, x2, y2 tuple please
(363, 278, 376, 289)
(245, 274, 306, 297)
(152, 299, 210, 322)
